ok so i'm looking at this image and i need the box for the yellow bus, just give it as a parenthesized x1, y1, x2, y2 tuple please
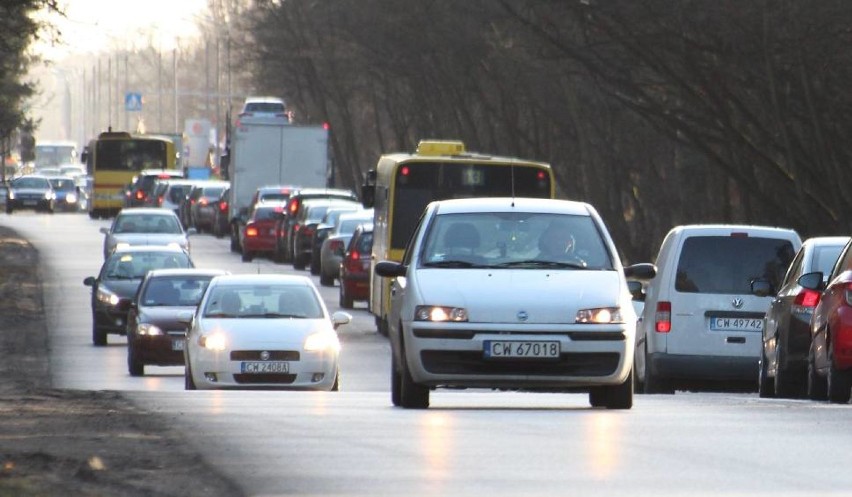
(82, 131, 178, 218)
(361, 140, 555, 335)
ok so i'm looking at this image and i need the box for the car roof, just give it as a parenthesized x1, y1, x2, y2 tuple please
(243, 96, 285, 105)
(801, 236, 850, 247)
(290, 188, 357, 198)
(666, 224, 801, 237)
(338, 210, 373, 221)
(138, 169, 184, 177)
(430, 197, 594, 216)
(111, 245, 189, 255)
(117, 208, 180, 217)
(145, 268, 229, 278)
(208, 274, 313, 286)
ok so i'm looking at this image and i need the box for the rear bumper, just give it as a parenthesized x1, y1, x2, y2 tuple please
(648, 352, 758, 382)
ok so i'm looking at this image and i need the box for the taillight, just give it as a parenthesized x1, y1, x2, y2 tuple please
(200, 198, 209, 206)
(246, 226, 258, 237)
(793, 289, 821, 308)
(350, 250, 360, 260)
(157, 195, 164, 205)
(219, 201, 228, 212)
(135, 190, 145, 200)
(655, 301, 671, 333)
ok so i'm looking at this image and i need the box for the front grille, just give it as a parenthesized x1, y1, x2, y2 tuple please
(420, 350, 619, 377)
(233, 374, 297, 384)
(412, 329, 625, 341)
(230, 350, 300, 361)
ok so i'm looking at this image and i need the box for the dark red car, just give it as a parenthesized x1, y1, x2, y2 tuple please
(339, 223, 373, 308)
(241, 203, 286, 262)
(801, 236, 852, 403)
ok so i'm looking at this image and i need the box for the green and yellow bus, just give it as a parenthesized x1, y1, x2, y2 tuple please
(83, 131, 178, 218)
(361, 140, 555, 335)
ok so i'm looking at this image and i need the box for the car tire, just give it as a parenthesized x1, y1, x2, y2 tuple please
(588, 387, 607, 407)
(807, 343, 828, 401)
(92, 321, 107, 347)
(310, 259, 321, 275)
(376, 317, 389, 337)
(320, 272, 334, 287)
(399, 347, 429, 409)
(758, 345, 775, 398)
(774, 338, 802, 398)
(331, 372, 340, 392)
(643, 346, 674, 394)
(390, 360, 402, 407)
(185, 361, 197, 390)
(293, 255, 306, 271)
(230, 226, 240, 253)
(127, 344, 144, 377)
(241, 251, 253, 262)
(340, 284, 354, 309)
(827, 340, 852, 404)
(603, 369, 634, 409)
(6, 206, 12, 214)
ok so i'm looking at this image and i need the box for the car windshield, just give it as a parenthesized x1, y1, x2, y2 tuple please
(202, 284, 323, 319)
(141, 276, 214, 306)
(252, 207, 281, 221)
(114, 215, 182, 234)
(12, 177, 49, 189)
(48, 178, 75, 190)
(418, 212, 613, 270)
(103, 252, 193, 280)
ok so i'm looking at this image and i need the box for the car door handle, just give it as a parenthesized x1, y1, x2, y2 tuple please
(726, 336, 746, 344)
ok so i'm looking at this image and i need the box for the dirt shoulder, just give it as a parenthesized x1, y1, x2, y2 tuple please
(0, 226, 243, 496)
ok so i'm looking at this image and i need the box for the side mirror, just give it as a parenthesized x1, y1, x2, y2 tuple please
(177, 310, 194, 324)
(83, 276, 96, 287)
(186, 227, 197, 236)
(99, 227, 110, 235)
(798, 271, 824, 291)
(331, 311, 352, 330)
(750, 278, 774, 297)
(375, 261, 406, 278)
(627, 280, 645, 301)
(361, 184, 375, 208)
(624, 263, 657, 281)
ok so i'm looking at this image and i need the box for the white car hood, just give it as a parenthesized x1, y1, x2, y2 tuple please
(200, 317, 327, 347)
(412, 269, 626, 324)
(113, 234, 186, 246)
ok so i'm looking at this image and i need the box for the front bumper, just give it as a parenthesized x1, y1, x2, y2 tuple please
(647, 352, 758, 382)
(130, 333, 186, 366)
(189, 348, 338, 390)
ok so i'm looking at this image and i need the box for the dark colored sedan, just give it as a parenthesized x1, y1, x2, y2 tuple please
(6, 175, 55, 214)
(84, 246, 195, 346)
(753, 236, 848, 398)
(126, 268, 228, 376)
(338, 223, 373, 308)
(310, 206, 362, 275)
(801, 236, 852, 403)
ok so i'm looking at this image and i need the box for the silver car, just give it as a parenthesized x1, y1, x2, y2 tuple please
(375, 197, 656, 409)
(101, 208, 195, 259)
(319, 209, 374, 286)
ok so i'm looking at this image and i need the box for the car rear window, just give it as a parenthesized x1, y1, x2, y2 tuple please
(354, 232, 373, 253)
(812, 245, 845, 276)
(675, 235, 796, 294)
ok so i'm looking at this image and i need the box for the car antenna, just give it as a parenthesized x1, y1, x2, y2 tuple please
(510, 163, 516, 207)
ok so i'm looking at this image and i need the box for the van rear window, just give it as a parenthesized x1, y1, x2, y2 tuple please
(675, 236, 796, 294)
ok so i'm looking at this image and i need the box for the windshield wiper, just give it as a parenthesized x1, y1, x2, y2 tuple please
(423, 260, 489, 268)
(204, 312, 237, 318)
(242, 312, 307, 319)
(496, 260, 589, 269)
(107, 274, 137, 280)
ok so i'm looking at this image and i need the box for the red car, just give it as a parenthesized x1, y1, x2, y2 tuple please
(338, 223, 373, 308)
(241, 203, 286, 262)
(803, 237, 852, 403)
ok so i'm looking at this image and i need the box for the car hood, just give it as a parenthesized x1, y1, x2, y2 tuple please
(100, 279, 143, 298)
(11, 188, 49, 195)
(199, 318, 330, 346)
(412, 269, 628, 324)
(112, 234, 187, 245)
(138, 306, 197, 330)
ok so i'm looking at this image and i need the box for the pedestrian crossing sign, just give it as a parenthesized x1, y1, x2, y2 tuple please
(125, 92, 142, 112)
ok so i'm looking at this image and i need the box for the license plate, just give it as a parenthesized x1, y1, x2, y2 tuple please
(171, 340, 185, 351)
(709, 317, 763, 332)
(23, 200, 37, 206)
(483, 340, 560, 359)
(241, 361, 289, 373)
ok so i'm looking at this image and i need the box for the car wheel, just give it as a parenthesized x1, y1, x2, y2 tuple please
(376, 317, 389, 337)
(127, 343, 144, 377)
(310, 259, 321, 275)
(241, 251, 253, 262)
(6, 206, 12, 214)
(827, 340, 852, 404)
(230, 227, 240, 253)
(293, 255, 306, 270)
(774, 338, 803, 398)
(643, 345, 674, 394)
(398, 347, 429, 409)
(320, 271, 334, 287)
(390, 359, 402, 407)
(340, 284, 354, 309)
(758, 344, 775, 398)
(603, 369, 634, 409)
(588, 387, 607, 407)
(807, 343, 828, 401)
(92, 322, 107, 347)
(185, 361, 197, 390)
(331, 372, 340, 392)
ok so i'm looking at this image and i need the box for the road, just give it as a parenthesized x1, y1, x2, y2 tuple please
(3, 211, 850, 496)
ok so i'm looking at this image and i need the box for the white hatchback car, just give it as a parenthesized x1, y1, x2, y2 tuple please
(375, 197, 656, 409)
(182, 274, 351, 390)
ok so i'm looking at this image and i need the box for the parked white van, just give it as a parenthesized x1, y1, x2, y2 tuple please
(636, 224, 802, 393)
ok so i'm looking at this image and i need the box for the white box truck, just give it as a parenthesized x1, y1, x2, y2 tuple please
(226, 120, 329, 251)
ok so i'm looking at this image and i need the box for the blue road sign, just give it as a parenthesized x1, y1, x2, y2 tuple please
(125, 92, 142, 112)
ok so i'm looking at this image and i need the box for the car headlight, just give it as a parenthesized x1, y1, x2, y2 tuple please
(575, 307, 624, 324)
(199, 333, 227, 351)
(7, 191, 15, 200)
(414, 305, 468, 322)
(66, 193, 77, 203)
(304, 331, 341, 352)
(137, 323, 163, 336)
(114, 242, 131, 252)
(96, 286, 121, 306)
(44, 191, 55, 200)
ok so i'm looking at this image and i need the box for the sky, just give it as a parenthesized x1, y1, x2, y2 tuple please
(36, 0, 209, 61)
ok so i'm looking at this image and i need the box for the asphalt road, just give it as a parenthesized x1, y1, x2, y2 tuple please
(4, 211, 851, 497)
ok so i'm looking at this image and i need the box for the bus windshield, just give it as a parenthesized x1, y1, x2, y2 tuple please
(35, 145, 76, 168)
(391, 161, 551, 249)
(96, 140, 168, 171)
